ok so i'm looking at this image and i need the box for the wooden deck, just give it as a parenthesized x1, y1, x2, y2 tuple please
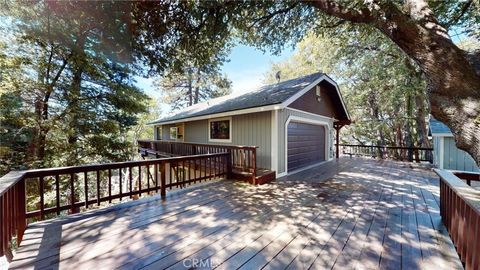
(9, 158, 463, 270)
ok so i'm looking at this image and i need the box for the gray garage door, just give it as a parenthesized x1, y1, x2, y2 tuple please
(287, 122, 326, 172)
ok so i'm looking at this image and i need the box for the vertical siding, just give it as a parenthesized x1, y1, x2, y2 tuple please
(433, 137, 440, 167)
(277, 108, 334, 174)
(231, 112, 271, 169)
(162, 124, 176, 141)
(156, 112, 272, 169)
(442, 137, 479, 172)
(153, 125, 159, 140)
(184, 120, 208, 142)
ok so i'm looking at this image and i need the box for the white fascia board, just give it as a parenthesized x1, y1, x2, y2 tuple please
(285, 107, 335, 124)
(432, 133, 454, 137)
(149, 104, 283, 125)
(281, 74, 351, 120)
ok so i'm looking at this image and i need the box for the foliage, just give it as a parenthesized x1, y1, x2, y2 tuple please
(154, 66, 232, 111)
(131, 1, 234, 76)
(265, 28, 429, 148)
(0, 2, 149, 175)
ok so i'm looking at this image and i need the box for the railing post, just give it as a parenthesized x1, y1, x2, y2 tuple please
(252, 148, 257, 185)
(226, 150, 233, 179)
(160, 161, 166, 199)
(16, 179, 26, 245)
(334, 125, 341, 159)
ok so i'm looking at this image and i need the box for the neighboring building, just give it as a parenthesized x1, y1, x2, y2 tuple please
(429, 118, 479, 172)
(149, 72, 351, 177)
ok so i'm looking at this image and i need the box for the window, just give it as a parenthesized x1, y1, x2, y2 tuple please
(156, 126, 162, 140)
(209, 117, 232, 142)
(169, 125, 184, 140)
(170, 127, 178, 140)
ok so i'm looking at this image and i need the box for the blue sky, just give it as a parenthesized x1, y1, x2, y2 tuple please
(136, 44, 294, 112)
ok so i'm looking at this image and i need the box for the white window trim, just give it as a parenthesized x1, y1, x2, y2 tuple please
(170, 126, 178, 140)
(156, 125, 163, 140)
(208, 117, 232, 143)
(283, 115, 333, 176)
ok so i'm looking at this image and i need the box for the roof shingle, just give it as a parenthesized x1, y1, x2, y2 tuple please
(150, 72, 324, 124)
(429, 118, 453, 136)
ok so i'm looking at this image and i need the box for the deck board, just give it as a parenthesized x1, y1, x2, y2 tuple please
(9, 158, 463, 270)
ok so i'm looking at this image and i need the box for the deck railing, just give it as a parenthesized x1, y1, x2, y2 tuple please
(138, 139, 257, 180)
(435, 169, 480, 270)
(0, 152, 230, 260)
(339, 144, 434, 163)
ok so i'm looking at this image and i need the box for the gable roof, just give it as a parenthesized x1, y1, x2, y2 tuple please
(429, 118, 453, 137)
(150, 72, 350, 125)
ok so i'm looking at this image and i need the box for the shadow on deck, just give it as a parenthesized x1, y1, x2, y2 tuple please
(9, 158, 462, 270)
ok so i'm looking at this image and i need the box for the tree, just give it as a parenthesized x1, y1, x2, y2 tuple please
(306, 0, 480, 164)
(228, 0, 480, 164)
(0, 2, 149, 171)
(155, 65, 232, 111)
(265, 30, 430, 155)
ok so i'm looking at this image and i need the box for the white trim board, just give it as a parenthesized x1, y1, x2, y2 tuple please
(151, 104, 282, 126)
(285, 107, 337, 122)
(284, 115, 332, 175)
(270, 110, 279, 173)
(432, 133, 454, 137)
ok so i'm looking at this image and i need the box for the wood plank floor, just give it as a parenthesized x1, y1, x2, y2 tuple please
(9, 158, 463, 270)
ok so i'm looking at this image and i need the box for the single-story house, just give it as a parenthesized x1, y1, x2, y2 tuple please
(149, 72, 351, 178)
(429, 118, 479, 172)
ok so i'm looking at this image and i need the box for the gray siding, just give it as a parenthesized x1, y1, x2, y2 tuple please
(184, 120, 208, 142)
(232, 112, 271, 169)
(154, 112, 272, 169)
(161, 125, 174, 141)
(442, 137, 479, 172)
(277, 108, 334, 174)
(433, 137, 441, 168)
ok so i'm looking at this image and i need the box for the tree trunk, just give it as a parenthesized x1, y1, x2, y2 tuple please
(414, 91, 431, 148)
(308, 0, 480, 165)
(368, 92, 384, 158)
(404, 93, 414, 161)
(66, 66, 83, 166)
(187, 69, 193, 106)
(194, 69, 201, 104)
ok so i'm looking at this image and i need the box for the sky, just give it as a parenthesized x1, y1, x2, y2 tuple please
(136, 44, 294, 113)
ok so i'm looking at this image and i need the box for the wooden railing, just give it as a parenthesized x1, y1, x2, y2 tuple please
(138, 139, 258, 180)
(452, 171, 480, 186)
(339, 144, 434, 163)
(0, 152, 230, 260)
(435, 169, 480, 270)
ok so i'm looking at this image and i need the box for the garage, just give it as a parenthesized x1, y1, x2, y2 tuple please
(287, 122, 326, 172)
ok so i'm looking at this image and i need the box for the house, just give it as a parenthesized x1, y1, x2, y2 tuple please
(429, 117, 479, 172)
(148, 72, 351, 178)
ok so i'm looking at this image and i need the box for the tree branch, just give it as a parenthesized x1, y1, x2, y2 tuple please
(303, 0, 374, 24)
(248, 2, 300, 29)
(446, 0, 472, 27)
